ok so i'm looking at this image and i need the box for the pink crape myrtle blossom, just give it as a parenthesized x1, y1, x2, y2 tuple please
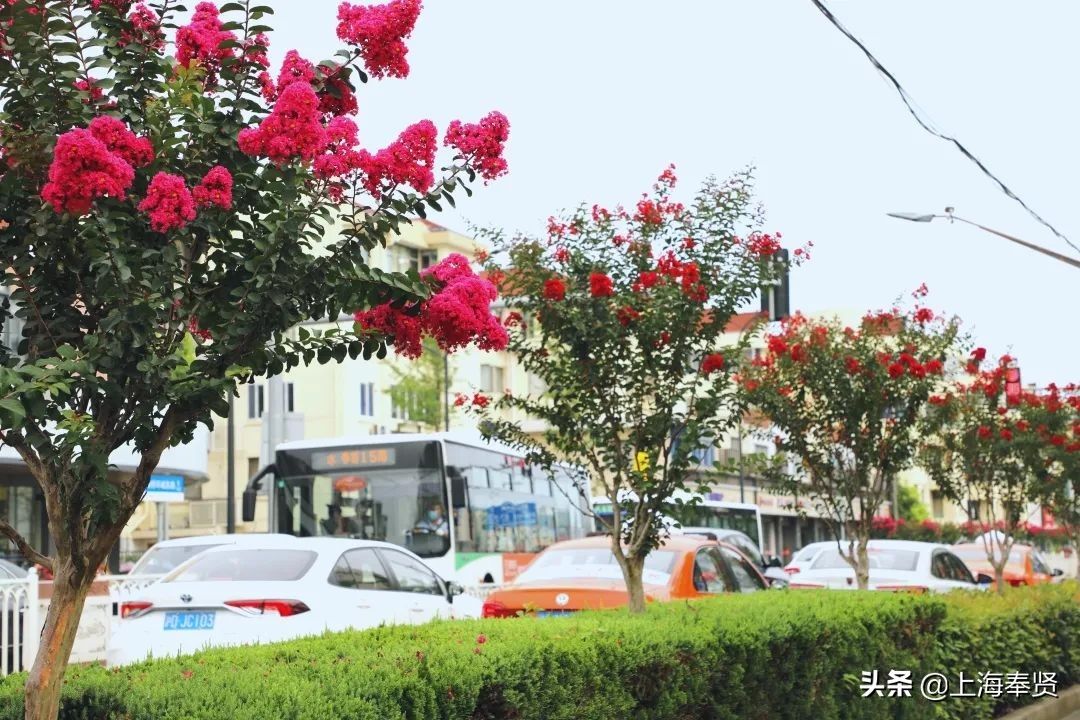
(238, 82, 329, 164)
(443, 111, 510, 181)
(353, 252, 506, 359)
(355, 119, 437, 197)
(139, 172, 196, 233)
(87, 116, 153, 168)
(175, 2, 237, 85)
(336, 0, 422, 79)
(40, 129, 136, 215)
(193, 165, 233, 210)
(120, 3, 165, 49)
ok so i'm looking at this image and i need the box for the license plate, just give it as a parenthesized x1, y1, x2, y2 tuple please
(163, 611, 215, 631)
(536, 610, 572, 618)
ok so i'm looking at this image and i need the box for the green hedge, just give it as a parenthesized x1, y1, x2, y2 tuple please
(3, 584, 1077, 720)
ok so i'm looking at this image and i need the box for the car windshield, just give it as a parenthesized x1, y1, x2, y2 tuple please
(516, 548, 677, 585)
(812, 548, 919, 572)
(164, 549, 316, 583)
(131, 544, 225, 575)
(795, 545, 823, 562)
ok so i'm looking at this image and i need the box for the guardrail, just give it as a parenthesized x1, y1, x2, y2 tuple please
(0, 569, 39, 676)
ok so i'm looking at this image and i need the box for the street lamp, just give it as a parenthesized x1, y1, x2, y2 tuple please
(887, 209, 1080, 270)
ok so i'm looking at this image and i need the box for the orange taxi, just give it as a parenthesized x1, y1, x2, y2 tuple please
(481, 534, 770, 617)
(952, 543, 1062, 587)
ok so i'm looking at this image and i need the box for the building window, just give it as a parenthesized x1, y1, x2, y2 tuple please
(248, 384, 264, 419)
(247, 457, 260, 480)
(480, 364, 504, 394)
(286, 382, 295, 413)
(389, 245, 438, 275)
(359, 382, 375, 417)
(931, 491, 945, 519)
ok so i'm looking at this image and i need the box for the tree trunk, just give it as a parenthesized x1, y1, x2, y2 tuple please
(993, 561, 1006, 596)
(24, 563, 93, 720)
(622, 555, 647, 614)
(1072, 528, 1080, 580)
(853, 534, 870, 590)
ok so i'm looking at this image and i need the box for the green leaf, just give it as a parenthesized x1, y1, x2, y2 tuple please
(0, 398, 26, 425)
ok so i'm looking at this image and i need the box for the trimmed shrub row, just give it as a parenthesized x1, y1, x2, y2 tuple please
(3, 583, 1077, 720)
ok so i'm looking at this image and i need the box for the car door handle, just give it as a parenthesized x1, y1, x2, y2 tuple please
(357, 605, 371, 609)
(409, 608, 424, 613)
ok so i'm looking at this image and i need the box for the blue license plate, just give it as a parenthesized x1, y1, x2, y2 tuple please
(536, 610, 572, 618)
(163, 611, 215, 631)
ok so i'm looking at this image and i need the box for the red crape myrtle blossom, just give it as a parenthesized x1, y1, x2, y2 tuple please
(74, 78, 104, 104)
(91, 0, 132, 12)
(192, 166, 233, 210)
(464, 166, 790, 614)
(919, 351, 1051, 590)
(743, 305, 960, 590)
(138, 172, 196, 233)
(41, 129, 136, 215)
(353, 253, 506, 359)
(336, 0, 422, 79)
(444, 111, 510, 181)
(315, 63, 359, 117)
(175, 2, 237, 85)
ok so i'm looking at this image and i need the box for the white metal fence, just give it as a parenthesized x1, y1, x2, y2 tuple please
(0, 569, 39, 676)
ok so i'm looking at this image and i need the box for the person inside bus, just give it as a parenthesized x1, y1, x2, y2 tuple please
(413, 502, 449, 537)
(322, 504, 357, 537)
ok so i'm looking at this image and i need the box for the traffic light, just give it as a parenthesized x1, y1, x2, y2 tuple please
(759, 248, 790, 322)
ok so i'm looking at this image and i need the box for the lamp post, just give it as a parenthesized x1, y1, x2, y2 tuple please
(887, 209, 1080, 270)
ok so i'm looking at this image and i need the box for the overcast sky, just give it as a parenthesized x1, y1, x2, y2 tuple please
(269, 1, 1079, 385)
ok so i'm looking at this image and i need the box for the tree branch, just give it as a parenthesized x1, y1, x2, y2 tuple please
(0, 519, 51, 570)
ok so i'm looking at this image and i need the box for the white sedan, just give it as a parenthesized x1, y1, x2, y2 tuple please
(108, 536, 466, 667)
(783, 541, 834, 577)
(788, 540, 992, 593)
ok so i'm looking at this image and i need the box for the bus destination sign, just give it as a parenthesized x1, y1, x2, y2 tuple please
(312, 447, 396, 471)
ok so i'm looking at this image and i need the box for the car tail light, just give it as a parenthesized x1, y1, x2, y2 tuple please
(225, 599, 310, 617)
(788, 582, 824, 589)
(875, 585, 928, 594)
(120, 601, 153, 619)
(783, 567, 800, 575)
(481, 599, 517, 618)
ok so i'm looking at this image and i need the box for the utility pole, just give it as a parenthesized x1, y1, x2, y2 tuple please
(443, 351, 450, 432)
(226, 391, 236, 533)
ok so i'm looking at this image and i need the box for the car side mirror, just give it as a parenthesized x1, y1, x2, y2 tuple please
(241, 489, 257, 523)
(446, 581, 465, 603)
(767, 556, 782, 569)
(1052, 568, 1064, 577)
(976, 573, 993, 585)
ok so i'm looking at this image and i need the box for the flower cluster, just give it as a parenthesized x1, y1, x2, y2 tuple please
(354, 253, 507, 358)
(40, 118, 152, 216)
(744, 231, 781, 257)
(175, 2, 237, 85)
(120, 3, 165, 50)
(138, 172, 196, 233)
(355, 119, 438, 197)
(336, 0, 422, 79)
(443, 111, 510, 181)
(239, 83, 329, 164)
(192, 166, 233, 210)
(91, 0, 132, 12)
(74, 78, 104, 104)
(588, 272, 613, 298)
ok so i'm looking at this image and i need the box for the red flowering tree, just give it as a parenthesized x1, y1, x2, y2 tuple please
(919, 351, 1043, 592)
(0, 1, 507, 716)
(466, 167, 794, 612)
(1015, 384, 1080, 577)
(740, 299, 961, 589)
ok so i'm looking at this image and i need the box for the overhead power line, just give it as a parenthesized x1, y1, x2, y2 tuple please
(809, 0, 1079, 256)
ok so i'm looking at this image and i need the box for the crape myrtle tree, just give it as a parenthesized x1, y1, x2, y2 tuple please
(0, 0, 509, 717)
(1015, 383, 1080, 578)
(919, 350, 1038, 593)
(739, 289, 961, 590)
(462, 167, 798, 613)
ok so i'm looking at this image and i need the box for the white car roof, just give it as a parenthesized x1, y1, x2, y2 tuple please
(188, 536, 415, 556)
(145, 533, 296, 548)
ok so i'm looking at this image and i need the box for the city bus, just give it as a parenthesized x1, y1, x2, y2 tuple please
(241, 432, 592, 585)
(591, 490, 764, 549)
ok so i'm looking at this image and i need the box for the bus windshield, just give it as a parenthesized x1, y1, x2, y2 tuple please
(274, 440, 450, 558)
